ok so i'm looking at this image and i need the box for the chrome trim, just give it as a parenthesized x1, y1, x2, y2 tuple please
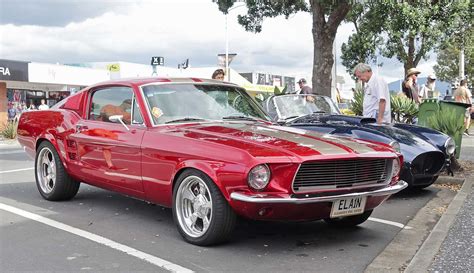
(230, 180, 407, 204)
(291, 158, 392, 193)
(444, 137, 455, 155)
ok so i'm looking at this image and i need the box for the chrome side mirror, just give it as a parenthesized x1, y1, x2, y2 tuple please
(109, 115, 130, 131)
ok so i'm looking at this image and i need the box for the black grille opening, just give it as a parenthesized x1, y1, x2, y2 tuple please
(411, 151, 445, 175)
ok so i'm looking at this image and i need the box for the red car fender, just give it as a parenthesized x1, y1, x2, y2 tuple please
(172, 159, 247, 202)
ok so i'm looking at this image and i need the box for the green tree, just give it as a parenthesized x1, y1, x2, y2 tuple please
(434, 1, 473, 84)
(214, 0, 353, 97)
(341, 1, 470, 76)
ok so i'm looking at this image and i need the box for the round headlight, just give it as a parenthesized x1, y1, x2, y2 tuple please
(248, 164, 271, 190)
(444, 137, 456, 155)
(389, 141, 401, 153)
(391, 158, 401, 178)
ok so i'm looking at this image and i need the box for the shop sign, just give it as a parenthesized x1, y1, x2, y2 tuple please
(0, 59, 29, 81)
(107, 63, 120, 72)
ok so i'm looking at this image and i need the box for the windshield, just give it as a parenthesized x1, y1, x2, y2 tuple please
(141, 83, 270, 125)
(271, 94, 340, 120)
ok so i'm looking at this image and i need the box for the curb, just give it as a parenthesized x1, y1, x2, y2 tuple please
(365, 175, 465, 273)
(404, 175, 473, 272)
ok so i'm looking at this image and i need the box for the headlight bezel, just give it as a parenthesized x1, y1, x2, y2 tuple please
(389, 140, 401, 153)
(444, 137, 456, 156)
(391, 157, 401, 179)
(247, 164, 271, 190)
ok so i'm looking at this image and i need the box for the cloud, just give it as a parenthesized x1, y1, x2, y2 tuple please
(1, 0, 438, 92)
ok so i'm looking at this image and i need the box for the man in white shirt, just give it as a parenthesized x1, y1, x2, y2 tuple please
(353, 63, 391, 124)
(38, 99, 49, 110)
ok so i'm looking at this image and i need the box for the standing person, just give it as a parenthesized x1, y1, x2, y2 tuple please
(353, 63, 391, 124)
(402, 68, 421, 103)
(28, 103, 36, 111)
(297, 78, 313, 94)
(454, 79, 472, 135)
(419, 74, 437, 99)
(38, 99, 49, 110)
(7, 103, 17, 122)
(211, 69, 225, 80)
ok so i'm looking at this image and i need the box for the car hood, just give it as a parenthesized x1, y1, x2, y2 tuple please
(154, 122, 396, 162)
(317, 115, 443, 160)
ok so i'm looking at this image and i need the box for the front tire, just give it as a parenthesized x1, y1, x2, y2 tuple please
(172, 169, 236, 246)
(324, 210, 373, 227)
(35, 141, 80, 201)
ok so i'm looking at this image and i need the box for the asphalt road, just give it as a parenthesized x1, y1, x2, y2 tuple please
(0, 143, 454, 272)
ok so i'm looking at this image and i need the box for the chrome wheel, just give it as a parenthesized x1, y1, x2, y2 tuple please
(36, 147, 57, 194)
(175, 175, 213, 238)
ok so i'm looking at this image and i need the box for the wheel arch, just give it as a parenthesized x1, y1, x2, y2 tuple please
(172, 161, 237, 202)
(35, 135, 69, 171)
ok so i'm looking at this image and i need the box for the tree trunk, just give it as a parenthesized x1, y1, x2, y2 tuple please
(310, 1, 351, 97)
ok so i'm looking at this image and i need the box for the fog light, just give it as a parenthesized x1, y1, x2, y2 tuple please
(258, 207, 272, 216)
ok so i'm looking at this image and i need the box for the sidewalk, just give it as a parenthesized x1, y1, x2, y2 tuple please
(405, 127, 474, 272)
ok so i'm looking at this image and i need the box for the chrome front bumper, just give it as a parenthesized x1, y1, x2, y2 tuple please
(230, 180, 408, 204)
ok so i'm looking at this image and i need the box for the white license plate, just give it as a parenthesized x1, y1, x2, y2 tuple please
(330, 196, 367, 218)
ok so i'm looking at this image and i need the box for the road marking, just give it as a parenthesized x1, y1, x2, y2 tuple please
(0, 150, 25, 155)
(369, 217, 413, 230)
(0, 203, 194, 273)
(0, 167, 34, 174)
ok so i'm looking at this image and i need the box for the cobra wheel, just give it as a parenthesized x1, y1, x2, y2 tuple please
(172, 169, 236, 246)
(35, 141, 80, 201)
(324, 210, 373, 227)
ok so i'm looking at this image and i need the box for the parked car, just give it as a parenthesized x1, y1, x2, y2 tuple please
(262, 94, 455, 188)
(17, 78, 406, 246)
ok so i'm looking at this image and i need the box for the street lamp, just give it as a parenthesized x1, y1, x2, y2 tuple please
(224, 1, 245, 81)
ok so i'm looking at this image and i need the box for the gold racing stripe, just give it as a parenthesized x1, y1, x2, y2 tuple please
(270, 125, 378, 154)
(217, 123, 350, 155)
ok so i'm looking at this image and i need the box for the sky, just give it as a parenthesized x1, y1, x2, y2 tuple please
(0, 0, 438, 91)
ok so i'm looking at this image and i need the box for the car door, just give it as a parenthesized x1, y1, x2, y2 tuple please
(68, 86, 146, 195)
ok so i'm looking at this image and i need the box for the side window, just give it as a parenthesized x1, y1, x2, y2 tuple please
(89, 87, 133, 125)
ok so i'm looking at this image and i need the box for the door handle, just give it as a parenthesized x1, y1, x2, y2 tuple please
(76, 124, 88, 132)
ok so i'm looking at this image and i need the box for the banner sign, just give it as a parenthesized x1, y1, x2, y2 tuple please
(0, 59, 29, 81)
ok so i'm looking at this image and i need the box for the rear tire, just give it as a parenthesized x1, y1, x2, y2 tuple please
(35, 141, 80, 201)
(172, 169, 236, 246)
(324, 210, 373, 227)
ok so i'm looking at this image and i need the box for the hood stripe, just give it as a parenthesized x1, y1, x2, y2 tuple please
(214, 123, 351, 155)
(270, 126, 378, 154)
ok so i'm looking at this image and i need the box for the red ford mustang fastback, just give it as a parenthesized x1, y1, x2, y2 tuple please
(17, 78, 407, 245)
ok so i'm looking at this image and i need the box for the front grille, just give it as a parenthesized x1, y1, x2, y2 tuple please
(410, 151, 444, 175)
(293, 158, 390, 192)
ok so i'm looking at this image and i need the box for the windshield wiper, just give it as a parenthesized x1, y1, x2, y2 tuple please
(222, 115, 260, 122)
(283, 115, 300, 121)
(165, 117, 207, 124)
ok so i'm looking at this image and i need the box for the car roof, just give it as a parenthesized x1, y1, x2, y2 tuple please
(88, 77, 240, 88)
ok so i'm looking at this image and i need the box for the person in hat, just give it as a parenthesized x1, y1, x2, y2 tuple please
(419, 74, 437, 99)
(353, 63, 391, 124)
(297, 78, 313, 95)
(402, 68, 421, 103)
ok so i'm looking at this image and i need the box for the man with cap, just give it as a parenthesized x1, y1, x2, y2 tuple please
(297, 78, 313, 95)
(402, 68, 421, 103)
(419, 74, 437, 99)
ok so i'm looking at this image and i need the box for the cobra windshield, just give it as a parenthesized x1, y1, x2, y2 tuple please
(272, 94, 340, 120)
